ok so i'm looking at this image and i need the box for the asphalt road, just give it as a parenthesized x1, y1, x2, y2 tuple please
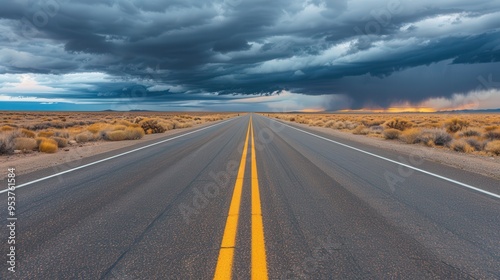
(1, 114, 499, 279)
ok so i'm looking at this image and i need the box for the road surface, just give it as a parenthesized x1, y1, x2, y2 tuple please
(1, 114, 499, 279)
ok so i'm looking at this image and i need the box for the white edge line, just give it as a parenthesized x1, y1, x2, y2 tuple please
(0, 118, 237, 194)
(268, 117, 500, 199)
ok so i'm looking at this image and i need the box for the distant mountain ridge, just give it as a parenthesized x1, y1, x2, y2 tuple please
(438, 108, 500, 113)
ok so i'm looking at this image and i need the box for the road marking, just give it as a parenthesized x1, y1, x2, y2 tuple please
(0, 118, 236, 194)
(250, 118, 269, 280)
(269, 117, 500, 200)
(214, 119, 251, 279)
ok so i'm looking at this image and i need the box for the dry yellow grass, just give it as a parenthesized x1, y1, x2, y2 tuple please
(450, 139, 475, 153)
(39, 139, 58, 153)
(106, 130, 127, 141)
(38, 131, 54, 138)
(14, 137, 38, 151)
(271, 113, 500, 156)
(1, 125, 15, 132)
(0, 112, 237, 155)
(485, 140, 500, 155)
(20, 128, 36, 138)
(50, 136, 68, 148)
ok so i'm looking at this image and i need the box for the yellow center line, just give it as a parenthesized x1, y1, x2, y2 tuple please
(250, 118, 269, 280)
(213, 118, 251, 279)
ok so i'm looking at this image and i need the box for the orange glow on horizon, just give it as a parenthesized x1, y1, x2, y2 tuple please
(299, 108, 325, 113)
(338, 107, 437, 113)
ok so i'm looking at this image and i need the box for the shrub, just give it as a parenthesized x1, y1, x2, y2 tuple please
(0, 132, 19, 154)
(133, 116, 144, 124)
(139, 118, 167, 134)
(383, 128, 401, 139)
(20, 128, 36, 138)
(464, 137, 484, 151)
(444, 118, 469, 133)
(113, 119, 134, 126)
(459, 128, 481, 137)
(384, 118, 413, 131)
(172, 120, 194, 129)
(105, 130, 127, 141)
(344, 121, 358, 130)
(352, 125, 369, 135)
(124, 127, 145, 140)
(0, 125, 15, 132)
(484, 129, 500, 140)
(35, 137, 47, 146)
(50, 136, 68, 148)
(112, 125, 127, 131)
(369, 125, 384, 133)
(362, 120, 384, 127)
(39, 139, 58, 153)
(87, 123, 109, 134)
(323, 120, 336, 128)
(484, 126, 498, 132)
(53, 131, 70, 138)
(417, 129, 452, 146)
(450, 139, 474, 153)
(75, 131, 93, 143)
(38, 131, 54, 138)
(485, 140, 500, 155)
(310, 120, 325, 127)
(400, 128, 421, 144)
(14, 137, 38, 151)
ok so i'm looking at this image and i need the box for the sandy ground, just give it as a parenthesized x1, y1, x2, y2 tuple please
(1, 117, 499, 181)
(277, 119, 500, 180)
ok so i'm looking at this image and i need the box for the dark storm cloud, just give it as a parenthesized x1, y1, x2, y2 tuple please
(1, 0, 500, 109)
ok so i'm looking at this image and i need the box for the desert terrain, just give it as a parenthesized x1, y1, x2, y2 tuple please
(0, 111, 237, 156)
(270, 113, 500, 156)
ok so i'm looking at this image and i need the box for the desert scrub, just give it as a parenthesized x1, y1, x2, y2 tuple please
(485, 140, 500, 155)
(105, 127, 144, 141)
(75, 131, 95, 143)
(450, 139, 474, 153)
(124, 127, 145, 139)
(1, 125, 15, 132)
(384, 118, 413, 131)
(310, 120, 325, 127)
(50, 136, 68, 148)
(0, 131, 21, 154)
(39, 139, 58, 153)
(444, 118, 469, 133)
(383, 129, 401, 139)
(417, 129, 452, 146)
(105, 130, 127, 141)
(400, 128, 421, 144)
(459, 128, 481, 137)
(38, 130, 55, 138)
(139, 118, 167, 134)
(352, 125, 369, 135)
(464, 137, 485, 151)
(14, 137, 38, 151)
(20, 128, 36, 138)
(172, 120, 194, 129)
(369, 125, 384, 134)
(484, 129, 500, 140)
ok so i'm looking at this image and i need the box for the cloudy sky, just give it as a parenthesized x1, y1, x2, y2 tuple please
(0, 0, 499, 111)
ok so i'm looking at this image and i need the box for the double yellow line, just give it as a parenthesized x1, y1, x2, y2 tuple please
(214, 116, 268, 280)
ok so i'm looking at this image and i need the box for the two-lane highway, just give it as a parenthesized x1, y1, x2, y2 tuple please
(1, 114, 499, 279)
